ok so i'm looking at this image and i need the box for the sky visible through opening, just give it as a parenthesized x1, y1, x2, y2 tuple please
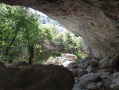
(29, 8, 65, 32)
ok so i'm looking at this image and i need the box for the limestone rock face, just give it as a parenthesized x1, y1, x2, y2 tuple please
(0, 64, 74, 90)
(0, 0, 118, 59)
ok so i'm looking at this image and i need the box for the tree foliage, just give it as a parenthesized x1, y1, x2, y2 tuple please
(0, 4, 87, 64)
(0, 4, 40, 64)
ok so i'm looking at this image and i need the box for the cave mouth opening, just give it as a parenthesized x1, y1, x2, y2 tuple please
(0, 0, 119, 62)
(0, 4, 89, 65)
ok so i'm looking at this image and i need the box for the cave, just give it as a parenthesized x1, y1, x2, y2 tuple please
(0, 0, 119, 59)
(0, 0, 119, 90)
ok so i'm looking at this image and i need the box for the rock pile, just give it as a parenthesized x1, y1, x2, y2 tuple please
(70, 55, 119, 90)
(0, 55, 119, 90)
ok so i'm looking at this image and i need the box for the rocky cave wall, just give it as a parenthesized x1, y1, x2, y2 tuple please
(0, 0, 119, 59)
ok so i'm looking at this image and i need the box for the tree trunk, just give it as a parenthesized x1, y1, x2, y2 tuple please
(28, 45, 34, 65)
(5, 29, 19, 62)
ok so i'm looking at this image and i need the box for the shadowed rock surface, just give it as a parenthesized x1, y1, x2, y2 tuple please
(0, 0, 119, 59)
(0, 64, 74, 90)
(69, 55, 119, 90)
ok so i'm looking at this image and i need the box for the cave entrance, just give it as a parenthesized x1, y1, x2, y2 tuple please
(0, 0, 119, 62)
(0, 4, 89, 65)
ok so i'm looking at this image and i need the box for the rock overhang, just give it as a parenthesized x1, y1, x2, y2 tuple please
(0, 0, 119, 59)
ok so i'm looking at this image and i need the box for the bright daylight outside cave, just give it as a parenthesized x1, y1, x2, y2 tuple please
(0, 0, 119, 90)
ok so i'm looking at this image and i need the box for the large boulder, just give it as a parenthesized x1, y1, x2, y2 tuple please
(0, 64, 74, 90)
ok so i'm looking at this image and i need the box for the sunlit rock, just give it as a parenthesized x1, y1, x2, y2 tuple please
(46, 53, 77, 67)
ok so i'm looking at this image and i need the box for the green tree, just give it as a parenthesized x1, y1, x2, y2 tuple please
(0, 4, 87, 65)
(0, 4, 40, 64)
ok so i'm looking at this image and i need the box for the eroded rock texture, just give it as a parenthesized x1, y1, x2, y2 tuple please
(0, 0, 119, 59)
(69, 55, 119, 90)
(0, 64, 74, 90)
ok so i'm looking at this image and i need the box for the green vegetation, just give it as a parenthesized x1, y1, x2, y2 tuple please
(0, 4, 87, 64)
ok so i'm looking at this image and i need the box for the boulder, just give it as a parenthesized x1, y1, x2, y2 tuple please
(87, 60, 99, 73)
(79, 58, 91, 69)
(7, 61, 29, 68)
(96, 70, 112, 89)
(99, 55, 119, 69)
(79, 73, 101, 89)
(0, 64, 74, 90)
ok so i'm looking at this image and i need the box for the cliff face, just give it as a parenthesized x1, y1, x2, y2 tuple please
(0, 0, 119, 59)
